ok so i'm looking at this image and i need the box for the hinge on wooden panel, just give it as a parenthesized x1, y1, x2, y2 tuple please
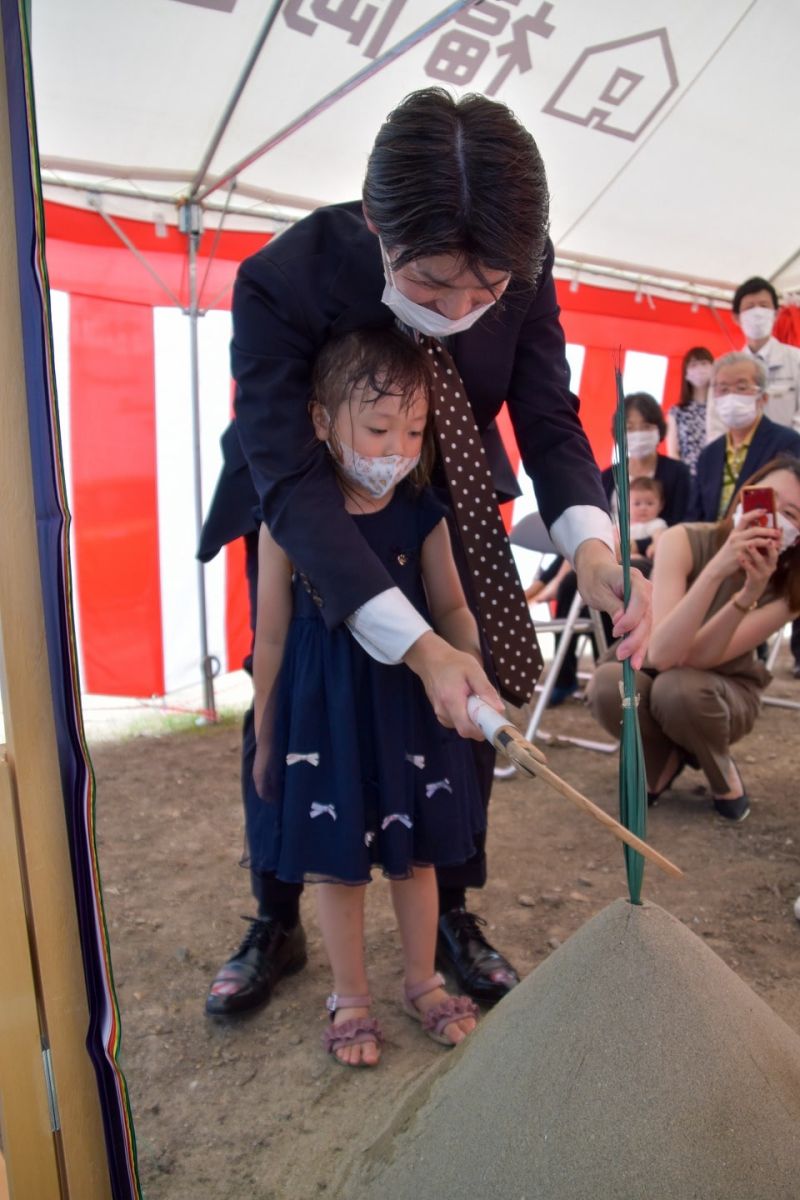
(41, 1039, 61, 1132)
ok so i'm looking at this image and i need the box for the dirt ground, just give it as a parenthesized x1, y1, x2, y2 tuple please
(94, 669, 800, 1200)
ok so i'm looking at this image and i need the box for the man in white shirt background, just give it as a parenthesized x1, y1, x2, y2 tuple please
(708, 276, 800, 440)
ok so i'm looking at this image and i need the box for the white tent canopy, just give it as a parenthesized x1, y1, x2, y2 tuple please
(32, 0, 800, 299)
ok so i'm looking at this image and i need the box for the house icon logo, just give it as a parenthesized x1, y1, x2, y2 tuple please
(542, 28, 678, 141)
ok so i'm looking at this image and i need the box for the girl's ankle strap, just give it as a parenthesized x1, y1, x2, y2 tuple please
(326, 992, 371, 1013)
(404, 972, 445, 1003)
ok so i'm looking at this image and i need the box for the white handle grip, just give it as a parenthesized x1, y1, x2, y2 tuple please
(467, 695, 512, 743)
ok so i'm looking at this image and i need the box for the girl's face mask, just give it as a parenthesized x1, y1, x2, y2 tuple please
(329, 438, 420, 499)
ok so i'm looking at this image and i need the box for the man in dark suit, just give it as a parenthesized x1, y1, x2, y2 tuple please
(690, 353, 800, 522)
(204, 88, 651, 1018)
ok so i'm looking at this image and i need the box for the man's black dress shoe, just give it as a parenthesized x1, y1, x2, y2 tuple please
(205, 916, 307, 1017)
(435, 908, 519, 1006)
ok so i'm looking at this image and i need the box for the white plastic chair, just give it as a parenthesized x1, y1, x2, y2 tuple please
(763, 622, 800, 712)
(497, 513, 617, 773)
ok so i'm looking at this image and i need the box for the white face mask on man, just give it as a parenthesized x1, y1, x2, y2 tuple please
(379, 242, 496, 337)
(715, 393, 759, 431)
(739, 306, 776, 342)
(329, 438, 420, 499)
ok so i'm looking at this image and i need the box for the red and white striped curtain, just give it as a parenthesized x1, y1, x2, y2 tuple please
(45, 202, 740, 699)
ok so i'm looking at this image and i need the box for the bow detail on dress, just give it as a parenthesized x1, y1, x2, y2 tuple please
(286, 752, 320, 767)
(309, 802, 337, 821)
(425, 778, 453, 799)
(381, 813, 413, 831)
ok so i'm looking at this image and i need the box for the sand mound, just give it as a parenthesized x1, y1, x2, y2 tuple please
(342, 900, 800, 1199)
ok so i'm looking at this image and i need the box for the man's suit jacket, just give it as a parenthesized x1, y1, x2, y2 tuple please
(600, 454, 692, 528)
(229, 201, 609, 628)
(688, 416, 800, 522)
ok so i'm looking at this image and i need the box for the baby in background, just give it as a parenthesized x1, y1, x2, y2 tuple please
(629, 476, 667, 560)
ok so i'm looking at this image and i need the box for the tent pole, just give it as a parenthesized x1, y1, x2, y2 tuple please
(195, 0, 476, 204)
(189, 0, 283, 198)
(87, 198, 183, 307)
(182, 202, 217, 720)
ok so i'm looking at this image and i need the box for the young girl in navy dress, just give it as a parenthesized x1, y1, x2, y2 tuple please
(251, 327, 487, 1067)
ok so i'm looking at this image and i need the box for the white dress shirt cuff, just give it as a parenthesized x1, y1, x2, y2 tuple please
(549, 505, 615, 563)
(346, 587, 432, 665)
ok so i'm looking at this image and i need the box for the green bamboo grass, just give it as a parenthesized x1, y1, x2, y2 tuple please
(612, 367, 649, 904)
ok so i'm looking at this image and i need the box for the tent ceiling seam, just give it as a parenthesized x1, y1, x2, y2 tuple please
(554, 252, 733, 305)
(38, 159, 321, 213)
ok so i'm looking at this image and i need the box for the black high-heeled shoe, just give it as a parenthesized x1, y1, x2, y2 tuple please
(712, 763, 750, 822)
(647, 755, 686, 808)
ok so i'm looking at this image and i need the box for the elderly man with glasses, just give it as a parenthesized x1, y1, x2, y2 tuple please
(689, 353, 800, 523)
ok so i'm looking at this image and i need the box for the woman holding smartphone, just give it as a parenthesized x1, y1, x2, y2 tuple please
(588, 457, 800, 822)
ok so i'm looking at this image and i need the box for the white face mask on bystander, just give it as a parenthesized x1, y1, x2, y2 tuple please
(731, 505, 797, 553)
(776, 511, 800, 553)
(685, 362, 712, 388)
(739, 306, 776, 342)
(626, 429, 660, 458)
(715, 393, 759, 431)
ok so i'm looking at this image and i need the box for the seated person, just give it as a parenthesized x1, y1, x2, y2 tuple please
(545, 393, 691, 705)
(629, 476, 667, 560)
(588, 457, 800, 823)
(690, 353, 800, 522)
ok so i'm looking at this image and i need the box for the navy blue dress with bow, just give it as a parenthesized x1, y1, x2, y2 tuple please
(247, 483, 485, 885)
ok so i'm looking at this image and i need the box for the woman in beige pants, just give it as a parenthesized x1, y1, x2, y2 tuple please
(589, 458, 800, 823)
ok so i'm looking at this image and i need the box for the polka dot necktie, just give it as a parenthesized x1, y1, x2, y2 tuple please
(422, 336, 543, 705)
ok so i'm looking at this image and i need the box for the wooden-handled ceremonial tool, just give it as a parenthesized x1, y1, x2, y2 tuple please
(467, 697, 683, 881)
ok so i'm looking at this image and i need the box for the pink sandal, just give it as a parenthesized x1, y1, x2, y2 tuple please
(321, 992, 384, 1067)
(402, 972, 479, 1046)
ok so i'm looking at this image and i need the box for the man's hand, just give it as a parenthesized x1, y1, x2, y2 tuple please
(573, 538, 652, 669)
(404, 631, 504, 739)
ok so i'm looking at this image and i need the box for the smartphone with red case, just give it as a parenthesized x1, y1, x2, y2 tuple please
(740, 485, 776, 527)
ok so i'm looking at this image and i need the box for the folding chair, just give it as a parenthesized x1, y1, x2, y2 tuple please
(496, 512, 617, 774)
(763, 622, 800, 712)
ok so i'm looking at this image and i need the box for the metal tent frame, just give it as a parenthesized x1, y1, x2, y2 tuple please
(68, 0, 477, 717)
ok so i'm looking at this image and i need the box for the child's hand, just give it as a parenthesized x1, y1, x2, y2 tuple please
(405, 632, 503, 740)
